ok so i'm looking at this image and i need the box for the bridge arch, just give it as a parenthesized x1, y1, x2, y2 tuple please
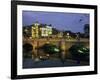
(23, 43, 33, 53)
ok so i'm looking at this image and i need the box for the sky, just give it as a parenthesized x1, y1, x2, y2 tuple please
(22, 11, 89, 33)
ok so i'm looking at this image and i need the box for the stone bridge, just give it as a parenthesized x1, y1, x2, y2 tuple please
(23, 38, 89, 58)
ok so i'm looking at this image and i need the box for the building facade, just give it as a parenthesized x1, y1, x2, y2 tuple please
(31, 22, 52, 38)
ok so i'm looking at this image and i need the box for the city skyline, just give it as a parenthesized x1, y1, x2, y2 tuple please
(22, 11, 89, 33)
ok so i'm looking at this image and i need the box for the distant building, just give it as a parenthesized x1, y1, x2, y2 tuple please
(84, 24, 89, 38)
(40, 25, 52, 37)
(57, 32, 63, 38)
(31, 22, 52, 38)
(32, 22, 39, 38)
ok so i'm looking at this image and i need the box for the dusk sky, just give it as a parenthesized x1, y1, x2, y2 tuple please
(22, 11, 89, 33)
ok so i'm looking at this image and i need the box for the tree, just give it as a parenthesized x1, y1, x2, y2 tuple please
(23, 26, 32, 38)
(52, 28, 59, 35)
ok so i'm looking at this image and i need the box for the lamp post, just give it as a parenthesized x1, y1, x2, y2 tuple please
(66, 33, 70, 40)
(76, 32, 80, 44)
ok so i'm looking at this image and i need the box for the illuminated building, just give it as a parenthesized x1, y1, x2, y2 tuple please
(32, 22, 40, 38)
(31, 22, 52, 38)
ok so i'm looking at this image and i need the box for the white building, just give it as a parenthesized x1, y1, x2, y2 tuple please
(40, 25, 52, 37)
(31, 22, 52, 38)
